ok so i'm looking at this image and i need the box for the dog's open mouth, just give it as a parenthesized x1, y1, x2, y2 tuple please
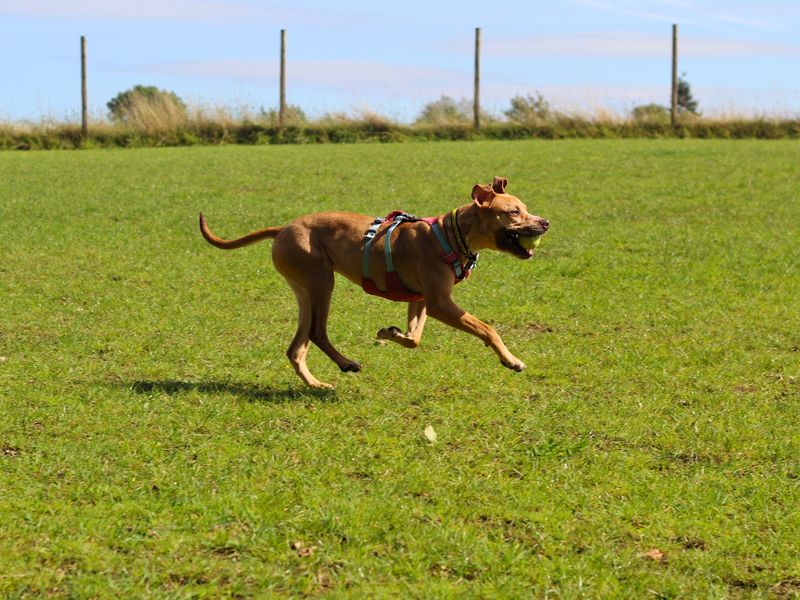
(502, 231, 545, 259)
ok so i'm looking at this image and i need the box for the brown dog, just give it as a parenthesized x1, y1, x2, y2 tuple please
(199, 176, 549, 388)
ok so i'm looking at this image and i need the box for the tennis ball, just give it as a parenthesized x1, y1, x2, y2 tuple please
(519, 235, 542, 250)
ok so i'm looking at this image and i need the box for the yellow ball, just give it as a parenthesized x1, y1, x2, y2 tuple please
(519, 235, 541, 250)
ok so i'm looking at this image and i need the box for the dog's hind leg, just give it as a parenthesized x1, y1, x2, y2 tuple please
(286, 286, 332, 389)
(273, 230, 361, 386)
(306, 272, 362, 374)
(377, 300, 427, 349)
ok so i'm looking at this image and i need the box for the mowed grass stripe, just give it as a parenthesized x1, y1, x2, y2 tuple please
(1, 140, 798, 597)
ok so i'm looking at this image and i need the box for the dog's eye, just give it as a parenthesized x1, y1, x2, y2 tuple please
(508, 209, 520, 217)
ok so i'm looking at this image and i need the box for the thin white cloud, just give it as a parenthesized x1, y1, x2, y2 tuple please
(708, 12, 779, 30)
(484, 33, 668, 57)
(478, 33, 800, 58)
(682, 37, 800, 57)
(127, 57, 800, 118)
(130, 59, 672, 110)
(656, 0, 695, 8)
(568, 0, 682, 24)
(567, 0, 786, 30)
(0, 0, 367, 25)
(137, 59, 468, 90)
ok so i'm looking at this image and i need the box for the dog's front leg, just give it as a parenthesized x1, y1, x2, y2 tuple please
(426, 294, 526, 372)
(377, 300, 427, 348)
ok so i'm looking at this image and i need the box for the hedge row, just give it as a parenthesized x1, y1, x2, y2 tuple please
(2, 119, 798, 150)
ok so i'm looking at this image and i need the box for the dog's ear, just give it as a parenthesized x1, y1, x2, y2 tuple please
(491, 176, 508, 194)
(472, 183, 495, 208)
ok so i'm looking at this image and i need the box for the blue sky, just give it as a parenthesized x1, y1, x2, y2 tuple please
(1, 0, 798, 122)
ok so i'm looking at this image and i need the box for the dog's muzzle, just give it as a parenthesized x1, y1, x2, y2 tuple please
(500, 219, 549, 259)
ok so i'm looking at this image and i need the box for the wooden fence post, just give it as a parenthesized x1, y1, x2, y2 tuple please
(81, 35, 88, 137)
(474, 27, 481, 130)
(279, 29, 286, 129)
(671, 24, 678, 128)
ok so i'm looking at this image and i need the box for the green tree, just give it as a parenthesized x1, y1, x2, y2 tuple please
(107, 85, 187, 122)
(677, 73, 699, 114)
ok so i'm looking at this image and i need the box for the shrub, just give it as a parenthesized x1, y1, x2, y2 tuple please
(107, 85, 188, 132)
(259, 104, 308, 127)
(630, 103, 670, 124)
(504, 93, 552, 125)
(414, 96, 495, 127)
(415, 96, 469, 126)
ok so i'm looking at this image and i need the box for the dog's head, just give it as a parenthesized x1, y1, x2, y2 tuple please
(470, 176, 549, 260)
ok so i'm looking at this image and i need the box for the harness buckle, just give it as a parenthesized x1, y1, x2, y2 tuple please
(464, 253, 479, 273)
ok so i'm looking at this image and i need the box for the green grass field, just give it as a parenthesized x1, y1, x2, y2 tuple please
(1, 140, 799, 598)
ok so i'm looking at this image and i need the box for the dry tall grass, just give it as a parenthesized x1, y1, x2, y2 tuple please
(1, 102, 798, 150)
(112, 91, 189, 134)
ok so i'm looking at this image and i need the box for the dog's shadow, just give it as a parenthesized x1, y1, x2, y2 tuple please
(128, 379, 336, 403)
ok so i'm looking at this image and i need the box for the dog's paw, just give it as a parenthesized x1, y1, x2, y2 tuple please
(376, 326, 402, 340)
(310, 381, 335, 390)
(340, 361, 362, 373)
(502, 358, 526, 372)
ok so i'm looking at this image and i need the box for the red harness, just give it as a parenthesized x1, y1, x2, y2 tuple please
(361, 211, 477, 302)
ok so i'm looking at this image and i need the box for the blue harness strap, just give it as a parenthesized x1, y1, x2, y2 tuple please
(363, 212, 416, 279)
(430, 221, 470, 280)
(361, 216, 383, 279)
(384, 217, 405, 272)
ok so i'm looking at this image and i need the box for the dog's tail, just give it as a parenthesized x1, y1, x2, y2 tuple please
(199, 213, 283, 250)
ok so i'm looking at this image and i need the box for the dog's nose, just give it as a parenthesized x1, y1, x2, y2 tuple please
(540, 219, 550, 231)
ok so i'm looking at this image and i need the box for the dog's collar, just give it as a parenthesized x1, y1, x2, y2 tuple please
(449, 208, 478, 264)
